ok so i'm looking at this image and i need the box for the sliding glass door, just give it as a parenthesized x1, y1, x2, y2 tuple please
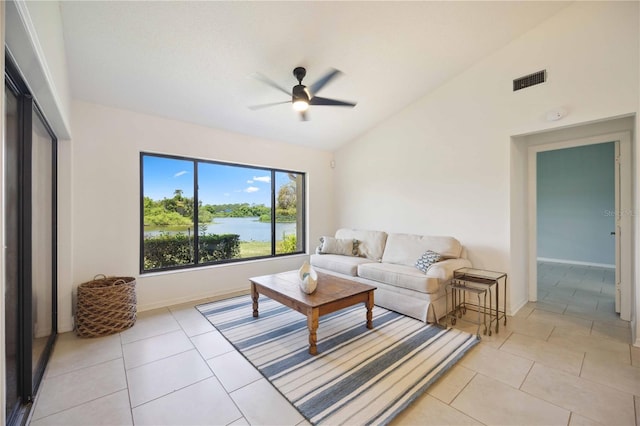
(30, 100, 57, 387)
(4, 57, 58, 425)
(4, 76, 21, 426)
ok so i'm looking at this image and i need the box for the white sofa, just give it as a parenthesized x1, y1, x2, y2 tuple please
(310, 228, 471, 323)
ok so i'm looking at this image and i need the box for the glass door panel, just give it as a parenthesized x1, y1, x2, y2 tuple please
(4, 81, 21, 424)
(31, 107, 55, 384)
(275, 171, 304, 254)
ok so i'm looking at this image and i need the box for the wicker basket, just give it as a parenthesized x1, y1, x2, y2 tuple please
(76, 275, 137, 338)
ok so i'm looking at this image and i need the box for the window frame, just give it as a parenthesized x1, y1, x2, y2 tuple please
(139, 152, 306, 274)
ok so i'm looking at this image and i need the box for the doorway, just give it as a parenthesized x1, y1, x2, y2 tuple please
(527, 131, 632, 322)
(4, 56, 58, 425)
(536, 142, 617, 317)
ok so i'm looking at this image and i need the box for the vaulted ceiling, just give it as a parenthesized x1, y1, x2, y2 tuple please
(60, 1, 570, 150)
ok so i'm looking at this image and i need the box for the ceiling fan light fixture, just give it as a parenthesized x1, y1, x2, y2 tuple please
(292, 84, 310, 111)
(292, 100, 309, 111)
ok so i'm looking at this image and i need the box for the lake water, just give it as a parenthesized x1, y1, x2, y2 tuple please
(144, 216, 297, 242)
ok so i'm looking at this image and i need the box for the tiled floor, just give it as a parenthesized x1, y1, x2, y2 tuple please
(28, 262, 638, 425)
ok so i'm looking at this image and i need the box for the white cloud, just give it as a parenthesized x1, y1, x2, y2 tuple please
(253, 176, 271, 183)
(244, 186, 260, 193)
(174, 171, 188, 178)
(247, 180, 254, 184)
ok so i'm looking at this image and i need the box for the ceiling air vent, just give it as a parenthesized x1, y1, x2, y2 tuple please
(513, 70, 546, 91)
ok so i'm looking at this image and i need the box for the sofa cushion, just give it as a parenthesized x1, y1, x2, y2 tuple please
(382, 234, 462, 267)
(357, 262, 441, 294)
(310, 254, 375, 277)
(335, 228, 388, 261)
(318, 236, 358, 256)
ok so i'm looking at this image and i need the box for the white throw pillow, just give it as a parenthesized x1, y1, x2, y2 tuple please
(335, 229, 387, 261)
(318, 236, 358, 256)
(357, 241, 374, 259)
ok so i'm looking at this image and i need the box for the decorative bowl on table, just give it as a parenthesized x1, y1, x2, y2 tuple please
(298, 261, 318, 294)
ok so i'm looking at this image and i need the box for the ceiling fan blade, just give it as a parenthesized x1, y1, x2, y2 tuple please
(252, 73, 291, 96)
(308, 68, 342, 95)
(248, 100, 290, 110)
(300, 110, 309, 121)
(309, 96, 356, 107)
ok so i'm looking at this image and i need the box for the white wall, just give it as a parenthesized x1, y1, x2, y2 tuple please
(66, 100, 335, 331)
(334, 1, 639, 320)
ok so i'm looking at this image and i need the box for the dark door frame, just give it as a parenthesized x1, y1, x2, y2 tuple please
(4, 52, 58, 426)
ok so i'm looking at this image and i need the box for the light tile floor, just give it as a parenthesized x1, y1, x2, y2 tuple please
(28, 262, 638, 425)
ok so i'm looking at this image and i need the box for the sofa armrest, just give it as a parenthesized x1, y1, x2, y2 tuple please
(426, 258, 472, 280)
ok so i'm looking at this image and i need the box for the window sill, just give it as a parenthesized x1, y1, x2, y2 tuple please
(139, 253, 309, 278)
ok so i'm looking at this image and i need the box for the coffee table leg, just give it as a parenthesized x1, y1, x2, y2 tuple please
(366, 291, 374, 329)
(308, 308, 319, 355)
(251, 282, 259, 318)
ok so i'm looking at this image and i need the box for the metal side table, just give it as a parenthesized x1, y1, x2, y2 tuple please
(452, 267, 508, 335)
(446, 281, 487, 340)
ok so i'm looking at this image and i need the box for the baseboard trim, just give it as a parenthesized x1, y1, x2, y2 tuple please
(59, 316, 74, 334)
(136, 288, 250, 312)
(510, 298, 529, 317)
(537, 257, 615, 269)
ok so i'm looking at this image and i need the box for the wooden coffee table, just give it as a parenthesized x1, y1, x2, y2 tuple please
(249, 271, 376, 355)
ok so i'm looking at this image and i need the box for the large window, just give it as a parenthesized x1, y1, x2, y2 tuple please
(140, 153, 305, 273)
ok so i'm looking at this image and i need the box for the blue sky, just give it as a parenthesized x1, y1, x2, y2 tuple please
(143, 155, 286, 206)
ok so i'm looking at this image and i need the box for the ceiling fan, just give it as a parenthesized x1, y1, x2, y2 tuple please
(249, 67, 357, 121)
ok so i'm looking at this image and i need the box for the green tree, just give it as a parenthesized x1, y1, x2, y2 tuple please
(275, 182, 297, 222)
(144, 194, 194, 226)
(277, 182, 296, 210)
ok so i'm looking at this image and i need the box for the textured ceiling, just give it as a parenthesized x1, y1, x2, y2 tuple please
(60, 1, 569, 150)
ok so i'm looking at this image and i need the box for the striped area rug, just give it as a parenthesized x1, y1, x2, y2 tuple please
(197, 295, 478, 426)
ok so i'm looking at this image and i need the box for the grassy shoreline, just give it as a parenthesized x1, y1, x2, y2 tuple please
(239, 240, 288, 257)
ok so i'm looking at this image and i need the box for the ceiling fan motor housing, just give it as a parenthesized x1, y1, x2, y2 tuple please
(292, 84, 310, 103)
